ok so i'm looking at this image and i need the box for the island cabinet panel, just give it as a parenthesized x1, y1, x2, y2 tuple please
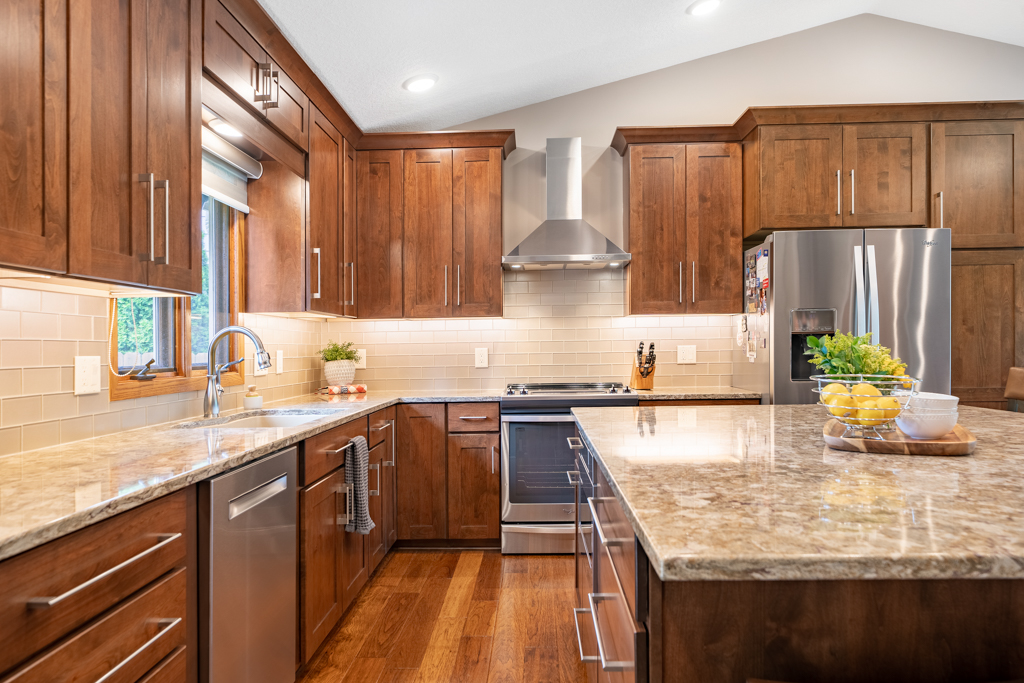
(447, 432, 500, 540)
(931, 120, 1024, 248)
(951, 249, 1024, 409)
(648, 573, 1024, 683)
(842, 122, 929, 227)
(453, 147, 503, 317)
(299, 468, 345, 664)
(396, 403, 448, 539)
(403, 149, 454, 318)
(0, 0, 67, 274)
(356, 150, 404, 319)
(627, 145, 688, 315)
(307, 104, 344, 315)
(759, 124, 844, 229)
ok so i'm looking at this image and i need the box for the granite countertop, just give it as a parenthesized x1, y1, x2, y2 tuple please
(0, 385, 755, 562)
(574, 404, 1024, 582)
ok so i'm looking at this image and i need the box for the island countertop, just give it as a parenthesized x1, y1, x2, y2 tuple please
(573, 404, 1024, 582)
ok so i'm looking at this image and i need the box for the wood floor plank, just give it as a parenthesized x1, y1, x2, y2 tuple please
(463, 600, 497, 637)
(452, 550, 484, 579)
(553, 588, 587, 683)
(377, 669, 419, 683)
(502, 555, 529, 574)
(448, 636, 492, 683)
(385, 576, 452, 669)
(341, 657, 387, 683)
(374, 551, 416, 586)
(415, 617, 466, 683)
(472, 551, 503, 601)
(440, 577, 479, 620)
(487, 586, 528, 683)
(523, 647, 560, 683)
(300, 584, 392, 682)
(357, 591, 422, 658)
(428, 551, 464, 579)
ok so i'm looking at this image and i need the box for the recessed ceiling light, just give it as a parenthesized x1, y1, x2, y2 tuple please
(209, 118, 243, 138)
(687, 0, 720, 16)
(403, 74, 438, 92)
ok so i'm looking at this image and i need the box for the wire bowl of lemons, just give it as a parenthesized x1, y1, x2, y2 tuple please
(812, 374, 921, 438)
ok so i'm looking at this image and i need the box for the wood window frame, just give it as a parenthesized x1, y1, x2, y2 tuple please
(109, 209, 245, 401)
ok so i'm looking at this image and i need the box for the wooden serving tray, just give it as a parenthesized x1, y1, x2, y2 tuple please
(823, 419, 976, 456)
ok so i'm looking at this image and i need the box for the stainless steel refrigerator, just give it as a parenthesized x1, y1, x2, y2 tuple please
(734, 228, 951, 405)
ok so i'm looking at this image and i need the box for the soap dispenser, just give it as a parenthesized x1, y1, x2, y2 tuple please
(243, 385, 263, 410)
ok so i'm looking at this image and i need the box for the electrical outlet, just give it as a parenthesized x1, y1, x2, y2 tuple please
(276, 349, 284, 374)
(475, 348, 488, 368)
(74, 356, 101, 395)
(253, 351, 268, 376)
(355, 349, 367, 370)
(677, 345, 697, 365)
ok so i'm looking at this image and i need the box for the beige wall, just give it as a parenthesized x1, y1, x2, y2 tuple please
(0, 286, 322, 456)
(455, 14, 1024, 251)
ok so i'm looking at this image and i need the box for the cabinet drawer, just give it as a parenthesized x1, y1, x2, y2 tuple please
(368, 407, 396, 448)
(592, 466, 637, 619)
(138, 647, 186, 683)
(203, 0, 267, 113)
(0, 491, 187, 676)
(592, 542, 645, 683)
(4, 568, 187, 683)
(447, 402, 499, 432)
(264, 61, 309, 151)
(303, 417, 368, 484)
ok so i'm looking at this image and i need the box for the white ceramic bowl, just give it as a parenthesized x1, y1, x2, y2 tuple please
(895, 412, 958, 439)
(906, 392, 960, 411)
(903, 405, 958, 415)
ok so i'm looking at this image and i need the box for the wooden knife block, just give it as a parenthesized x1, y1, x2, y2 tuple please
(629, 365, 655, 390)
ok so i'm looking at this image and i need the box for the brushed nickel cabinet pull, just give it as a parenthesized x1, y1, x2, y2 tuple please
(155, 179, 169, 265)
(939, 191, 944, 230)
(137, 173, 155, 262)
(692, 261, 696, 304)
(369, 463, 380, 496)
(344, 262, 355, 307)
(850, 169, 855, 215)
(444, 265, 448, 307)
(385, 419, 396, 466)
(588, 593, 633, 672)
(457, 265, 461, 306)
(492, 446, 496, 475)
(95, 617, 182, 683)
(678, 262, 682, 304)
(371, 421, 392, 432)
(573, 607, 600, 664)
(459, 416, 488, 421)
(837, 169, 841, 215)
(312, 248, 321, 299)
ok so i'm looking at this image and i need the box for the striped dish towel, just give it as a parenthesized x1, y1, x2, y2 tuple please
(345, 436, 376, 535)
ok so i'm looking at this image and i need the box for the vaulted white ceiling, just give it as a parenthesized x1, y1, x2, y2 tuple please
(253, 0, 1024, 133)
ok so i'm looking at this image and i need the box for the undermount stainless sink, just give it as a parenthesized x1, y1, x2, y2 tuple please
(177, 411, 335, 430)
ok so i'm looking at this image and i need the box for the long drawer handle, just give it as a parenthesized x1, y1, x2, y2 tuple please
(28, 533, 182, 609)
(573, 607, 601, 663)
(384, 419, 396, 466)
(587, 498, 631, 547)
(369, 463, 380, 496)
(458, 416, 489, 421)
(566, 437, 583, 450)
(324, 441, 355, 456)
(95, 617, 182, 683)
(371, 422, 392, 432)
(588, 593, 634, 672)
(579, 525, 592, 568)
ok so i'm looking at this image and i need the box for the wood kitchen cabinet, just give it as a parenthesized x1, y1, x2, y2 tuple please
(369, 406, 398, 553)
(299, 468, 345, 664)
(356, 150, 405, 318)
(366, 439, 386, 574)
(758, 124, 844, 229)
(0, 0, 67, 274)
(396, 403, 448, 539)
(453, 147, 503, 317)
(951, 249, 1024, 410)
(403, 149, 455, 318)
(66, 0, 202, 294)
(342, 139, 357, 317)
(447, 432, 500, 539)
(307, 104, 344, 315)
(626, 143, 742, 315)
(932, 120, 1024, 248)
(843, 123, 929, 227)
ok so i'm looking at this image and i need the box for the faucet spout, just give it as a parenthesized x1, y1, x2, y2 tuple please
(204, 325, 272, 418)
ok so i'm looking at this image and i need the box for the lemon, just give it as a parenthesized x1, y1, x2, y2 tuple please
(821, 382, 849, 401)
(856, 400, 887, 426)
(877, 396, 901, 419)
(851, 383, 882, 398)
(825, 394, 856, 417)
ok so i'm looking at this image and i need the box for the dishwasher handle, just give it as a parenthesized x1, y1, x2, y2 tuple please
(228, 474, 288, 520)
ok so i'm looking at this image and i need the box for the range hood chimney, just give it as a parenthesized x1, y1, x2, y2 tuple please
(502, 138, 631, 270)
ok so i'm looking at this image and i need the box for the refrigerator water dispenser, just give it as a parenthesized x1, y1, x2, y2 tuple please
(790, 309, 836, 382)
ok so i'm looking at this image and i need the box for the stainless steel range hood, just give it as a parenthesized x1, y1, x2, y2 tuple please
(502, 138, 631, 270)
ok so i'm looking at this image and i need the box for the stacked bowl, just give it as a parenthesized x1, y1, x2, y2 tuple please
(895, 392, 960, 439)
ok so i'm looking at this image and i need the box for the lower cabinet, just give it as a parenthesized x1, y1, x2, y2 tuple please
(447, 432, 500, 539)
(396, 403, 448, 539)
(367, 406, 397, 570)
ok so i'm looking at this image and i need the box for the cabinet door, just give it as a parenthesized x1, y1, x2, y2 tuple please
(0, 0, 67, 274)
(453, 147, 503, 317)
(932, 121, 1024, 248)
(67, 0, 148, 286)
(341, 472, 368, 609)
(307, 104, 343, 315)
(760, 124, 844, 229)
(843, 123, 928, 227)
(142, 0, 202, 294)
(951, 249, 1024, 409)
(370, 405, 398, 552)
(396, 403, 447, 539)
(342, 138, 357, 318)
(627, 145, 687, 315)
(403, 149, 453, 318)
(299, 469, 344, 664)
(357, 150, 404, 318)
(263, 60, 309, 151)
(203, 0, 267, 116)
(686, 143, 742, 314)
(366, 440, 386, 574)
(447, 432, 500, 539)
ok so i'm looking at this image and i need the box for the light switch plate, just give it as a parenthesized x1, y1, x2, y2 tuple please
(74, 356, 101, 395)
(678, 345, 697, 365)
(355, 350, 367, 370)
(276, 349, 284, 374)
(475, 348, 488, 368)
(253, 351, 268, 376)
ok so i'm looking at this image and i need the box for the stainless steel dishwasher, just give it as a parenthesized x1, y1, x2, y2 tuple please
(199, 446, 297, 683)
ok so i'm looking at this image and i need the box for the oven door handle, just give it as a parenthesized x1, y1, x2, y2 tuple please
(501, 414, 579, 423)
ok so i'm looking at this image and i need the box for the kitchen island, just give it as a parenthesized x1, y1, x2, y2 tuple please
(573, 404, 1024, 683)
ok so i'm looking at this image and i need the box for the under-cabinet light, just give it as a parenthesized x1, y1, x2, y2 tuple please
(209, 118, 243, 139)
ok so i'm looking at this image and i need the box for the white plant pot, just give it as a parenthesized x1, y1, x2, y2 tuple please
(324, 359, 356, 386)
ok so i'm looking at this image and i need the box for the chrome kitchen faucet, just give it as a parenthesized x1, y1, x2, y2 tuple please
(203, 325, 272, 418)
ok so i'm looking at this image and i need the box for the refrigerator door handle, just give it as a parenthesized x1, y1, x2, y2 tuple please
(865, 244, 880, 345)
(853, 245, 866, 337)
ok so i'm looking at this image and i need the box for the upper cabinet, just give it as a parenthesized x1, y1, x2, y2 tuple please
(203, 0, 309, 150)
(759, 124, 844, 229)
(68, 0, 202, 294)
(342, 139, 357, 318)
(403, 149, 454, 318)
(307, 104, 344, 315)
(0, 0, 67, 274)
(453, 147, 503, 317)
(932, 120, 1024, 249)
(842, 123, 929, 227)
(356, 150, 404, 319)
(626, 143, 742, 315)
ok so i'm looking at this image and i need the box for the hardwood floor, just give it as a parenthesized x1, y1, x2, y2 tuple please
(299, 550, 587, 683)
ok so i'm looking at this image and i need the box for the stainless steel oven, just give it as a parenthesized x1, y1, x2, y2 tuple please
(500, 382, 637, 554)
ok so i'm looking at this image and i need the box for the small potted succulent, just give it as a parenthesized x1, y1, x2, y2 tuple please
(318, 340, 361, 386)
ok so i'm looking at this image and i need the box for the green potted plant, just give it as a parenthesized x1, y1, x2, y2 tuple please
(318, 340, 361, 386)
